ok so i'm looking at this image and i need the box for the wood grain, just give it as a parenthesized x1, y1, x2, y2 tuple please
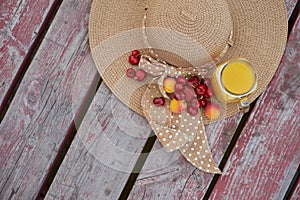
(128, 1, 299, 199)
(1, 0, 297, 199)
(285, 0, 298, 18)
(45, 83, 153, 199)
(290, 176, 300, 200)
(209, 14, 300, 200)
(0, 0, 92, 198)
(0, 0, 56, 108)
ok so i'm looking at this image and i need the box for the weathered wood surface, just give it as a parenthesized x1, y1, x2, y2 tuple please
(45, 83, 153, 199)
(290, 177, 300, 200)
(0, 0, 56, 108)
(46, 0, 299, 199)
(0, 0, 93, 198)
(43, 10, 245, 200)
(285, 0, 298, 18)
(128, 1, 299, 199)
(209, 14, 300, 200)
(0, 0, 298, 199)
(128, 113, 243, 200)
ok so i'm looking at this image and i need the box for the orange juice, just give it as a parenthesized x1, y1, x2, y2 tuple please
(212, 58, 257, 112)
(221, 61, 256, 95)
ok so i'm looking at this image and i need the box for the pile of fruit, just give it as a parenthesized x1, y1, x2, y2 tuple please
(126, 50, 147, 81)
(126, 50, 221, 120)
(158, 75, 220, 119)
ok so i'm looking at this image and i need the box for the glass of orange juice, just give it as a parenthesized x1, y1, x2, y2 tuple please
(211, 58, 257, 113)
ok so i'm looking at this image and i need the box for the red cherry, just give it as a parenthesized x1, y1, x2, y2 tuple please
(195, 84, 208, 96)
(190, 98, 200, 108)
(129, 55, 140, 65)
(187, 76, 200, 88)
(174, 91, 186, 100)
(187, 106, 198, 116)
(136, 69, 147, 81)
(176, 76, 186, 84)
(126, 68, 136, 78)
(204, 88, 214, 98)
(183, 86, 197, 102)
(175, 83, 184, 91)
(198, 98, 207, 108)
(153, 97, 165, 106)
(131, 50, 140, 57)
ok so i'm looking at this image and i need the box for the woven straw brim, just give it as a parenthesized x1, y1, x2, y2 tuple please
(89, 0, 288, 123)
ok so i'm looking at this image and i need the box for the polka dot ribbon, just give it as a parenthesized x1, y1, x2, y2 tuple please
(139, 55, 222, 174)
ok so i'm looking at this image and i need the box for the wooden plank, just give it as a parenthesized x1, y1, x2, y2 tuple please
(0, 0, 93, 198)
(44, 83, 153, 199)
(209, 15, 300, 200)
(0, 0, 57, 109)
(290, 176, 300, 200)
(285, 0, 298, 18)
(127, 1, 298, 199)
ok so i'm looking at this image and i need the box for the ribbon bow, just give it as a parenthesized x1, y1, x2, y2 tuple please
(139, 55, 222, 174)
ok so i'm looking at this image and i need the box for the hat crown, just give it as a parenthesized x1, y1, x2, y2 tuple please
(145, 0, 233, 67)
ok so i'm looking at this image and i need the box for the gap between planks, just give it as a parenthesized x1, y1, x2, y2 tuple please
(0, 0, 64, 123)
(202, 99, 257, 199)
(0, 0, 97, 198)
(282, 4, 300, 199)
(203, 5, 300, 198)
(117, 71, 258, 200)
(288, 0, 300, 37)
(36, 0, 300, 199)
(284, 164, 300, 200)
(119, 132, 157, 200)
(121, 1, 300, 199)
(36, 74, 102, 199)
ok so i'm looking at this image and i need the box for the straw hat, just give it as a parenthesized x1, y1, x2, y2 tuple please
(89, 0, 288, 120)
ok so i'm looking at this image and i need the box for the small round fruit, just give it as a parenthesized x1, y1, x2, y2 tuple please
(176, 76, 186, 84)
(187, 76, 200, 87)
(205, 103, 221, 120)
(195, 84, 208, 96)
(190, 98, 200, 108)
(198, 98, 207, 108)
(126, 68, 136, 78)
(153, 97, 165, 107)
(175, 83, 184, 91)
(204, 88, 214, 98)
(170, 99, 187, 114)
(187, 106, 199, 116)
(131, 50, 140, 57)
(129, 55, 140, 65)
(163, 77, 176, 93)
(135, 69, 147, 81)
(174, 91, 186, 100)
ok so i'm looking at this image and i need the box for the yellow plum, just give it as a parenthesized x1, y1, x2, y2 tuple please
(163, 77, 176, 93)
(170, 99, 187, 114)
(205, 103, 221, 120)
